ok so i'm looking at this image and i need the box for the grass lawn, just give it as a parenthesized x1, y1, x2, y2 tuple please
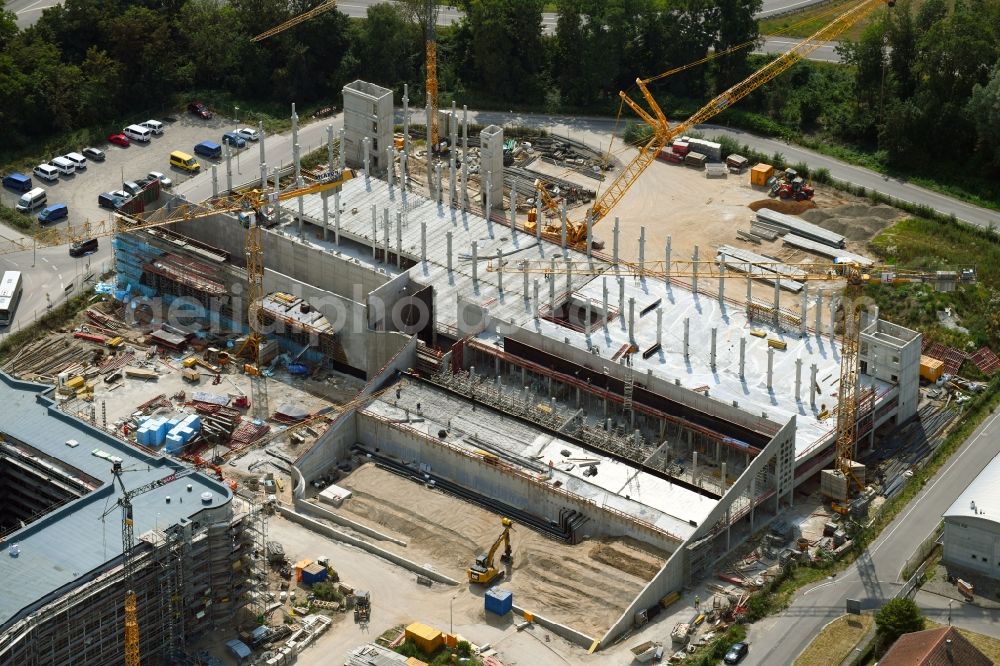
(925, 620, 1000, 663)
(759, 0, 890, 41)
(795, 614, 875, 666)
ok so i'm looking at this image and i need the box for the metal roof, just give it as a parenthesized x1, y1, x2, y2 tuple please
(944, 450, 1000, 525)
(0, 373, 229, 630)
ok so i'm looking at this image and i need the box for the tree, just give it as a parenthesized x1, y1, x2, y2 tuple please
(709, 0, 763, 87)
(458, 0, 546, 103)
(875, 598, 924, 643)
(968, 62, 1000, 168)
(355, 3, 420, 89)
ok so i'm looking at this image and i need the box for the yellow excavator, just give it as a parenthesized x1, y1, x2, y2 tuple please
(468, 518, 513, 585)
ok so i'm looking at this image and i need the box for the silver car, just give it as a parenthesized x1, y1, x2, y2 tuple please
(236, 127, 260, 142)
(148, 171, 173, 188)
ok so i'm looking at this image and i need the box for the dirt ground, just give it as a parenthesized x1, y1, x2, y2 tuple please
(327, 463, 668, 637)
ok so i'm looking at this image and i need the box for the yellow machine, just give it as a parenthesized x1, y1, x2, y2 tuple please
(468, 518, 513, 585)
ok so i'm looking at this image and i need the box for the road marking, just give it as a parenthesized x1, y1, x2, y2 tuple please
(874, 408, 1000, 558)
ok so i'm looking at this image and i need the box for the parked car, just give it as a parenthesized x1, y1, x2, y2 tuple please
(2, 173, 32, 192)
(108, 133, 130, 147)
(193, 141, 222, 159)
(236, 127, 259, 142)
(122, 181, 143, 197)
(64, 152, 87, 170)
(82, 147, 106, 162)
(723, 642, 749, 665)
(140, 119, 164, 135)
(98, 192, 129, 209)
(69, 238, 98, 257)
(222, 132, 246, 149)
(33, 164, 60, 182)
(187, 101, 212, 119)
(147, 171, 172, 188)
(38, 203, 68, 224)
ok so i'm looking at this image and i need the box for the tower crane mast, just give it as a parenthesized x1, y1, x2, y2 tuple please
(102, 463, 197, 666)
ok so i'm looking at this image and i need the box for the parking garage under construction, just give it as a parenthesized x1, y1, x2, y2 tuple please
(0, 81, 930, 658)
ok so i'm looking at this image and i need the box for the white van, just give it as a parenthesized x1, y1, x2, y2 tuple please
(33, 164, 59, 182)
(50, 156, 76, 175)
(123, 124, 152, 143)
(64, 152, 87, 170)
(141, 119, 164, 135)
(15, 187, 46, 213)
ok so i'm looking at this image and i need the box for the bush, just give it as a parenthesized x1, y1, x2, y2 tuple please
(311, 581, 343, 603)
(812, 167, 832, 184)
(623, 121, 654, 146)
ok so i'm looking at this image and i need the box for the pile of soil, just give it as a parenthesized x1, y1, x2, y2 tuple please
(800, 203, 899, 242)
(748, 199, 818, 214)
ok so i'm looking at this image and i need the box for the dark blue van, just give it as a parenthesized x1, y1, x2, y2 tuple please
(194, 141, 222, 159)
(38, 203, 68, 224)
(2, 173, 32, 192)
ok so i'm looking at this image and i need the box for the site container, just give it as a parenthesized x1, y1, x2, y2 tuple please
(485, 588, 513, 616)
(405, 622, 443, 654)
(920, 355, 944, 382)
(751, 163, 774, 186)
(671, 140, 690, 156)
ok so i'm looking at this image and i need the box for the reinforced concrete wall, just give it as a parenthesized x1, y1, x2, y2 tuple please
(343, 80, 393, 173)
(859, 317, 921, 424)
(479, 125, 504, 210)
(600, 416, 797, 647)
(354, 412, 681, 550)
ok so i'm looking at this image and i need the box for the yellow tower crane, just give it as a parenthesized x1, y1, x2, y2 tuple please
(251, 0, 338, 42)
(490, 258, 973, 496)
(101, 462, 197, 666)
(528, 0, 896, 242)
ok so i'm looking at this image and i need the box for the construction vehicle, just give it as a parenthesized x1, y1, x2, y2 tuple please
(468, 517, 514, 585)
(769, 168, 815, 200)
(527, 0, 895, 245)
(491, 257, 973, 498)
(353, 590, 371, 624)
(102, 462, 197, 666)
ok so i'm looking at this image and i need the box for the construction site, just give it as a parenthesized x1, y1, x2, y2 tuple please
(1, 2, 996, 666)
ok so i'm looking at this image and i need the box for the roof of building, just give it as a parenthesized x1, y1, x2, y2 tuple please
(943, 450, 1000, 524)
(879, 626, 990, 666)
(0, 373, 229, 630)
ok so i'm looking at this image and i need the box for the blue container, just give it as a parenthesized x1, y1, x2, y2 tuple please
(485, 588, 513, 616)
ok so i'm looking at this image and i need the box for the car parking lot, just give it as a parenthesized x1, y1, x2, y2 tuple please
(0, 109, 253, 236)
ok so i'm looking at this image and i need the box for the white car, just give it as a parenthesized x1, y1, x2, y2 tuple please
(148, 171, 173, 188)
(236, 127, 260, 142)
(33, 164, 60, 182)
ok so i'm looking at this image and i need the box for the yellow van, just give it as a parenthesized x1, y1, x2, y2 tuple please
(169, 150, 201, 173)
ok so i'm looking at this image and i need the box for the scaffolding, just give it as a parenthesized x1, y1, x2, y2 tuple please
(241, 491, 269, 621)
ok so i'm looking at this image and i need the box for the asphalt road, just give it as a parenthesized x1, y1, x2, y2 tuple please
(758, 37, 842, 62)
(743, 406, 1000, 665)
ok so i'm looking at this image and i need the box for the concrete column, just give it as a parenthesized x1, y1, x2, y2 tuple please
(815, 290, 823, 332)
(693, 451, 699, 480)
(211, 165, 218, 197)
(425, 101, 433, 195)
(449, 103, 457, 205)
(383, 208, 391, 264)
(496, 249, 504, 293)
(259, 121, 266, 165)
(710, 327, 717, 370)
(362, 136, 370, 176)
(634, 430, 641, 450)
(560, 202, 568, 250)
(533, 279, 540, 316)
(795, 354, 803, 401)
(522, 262, 530, 300)
(387, 147, 395, 188)
(549, 257, 556, 311)
(801, 284, 809, 335)
(774, 280, 781, 326)
(471, 242, 478, 286)
(461, 107, 469, 212)
(437, 164, 444, 205)
(739, 334, 746, 379)
(602, 278, 609, 320)
(628, 297, 636, 343)
(321, 191, 329, 241)
(613, 217, 620, 265)
(535, 187, 542, 241)
(370, 205, 378, 260)
(224, 146, 232, 191)
(683, 318, 690, 360)
(746, 275, 752, 305)
(396, 211, 403, 268)
(485, 176, 492, 219)
(585, 298, 593, 335)
(327, 125, 335, 172)
(509, 189, 517, 236)
(259, 162, 267, 192)
(420, 221, 427, 263)
(339, 128, 346, 171)
(295, 141, 304, 235)
(692, 245, 700, 295)
(446, 231, 453, 273)
(718, 262, 726, 303)
(656, 308, 663, 347)
(665, 236, 672, 277)
(618, 277, 625, 315)
(334, 192, 341, 245)
(402, 84, 410, 155)
(767, 347, 774, 390)
(272, 167, 280, 223)
(638, 226, 646, 266)
(400, 152, 408, 194)
(810, 363, 818, 408)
